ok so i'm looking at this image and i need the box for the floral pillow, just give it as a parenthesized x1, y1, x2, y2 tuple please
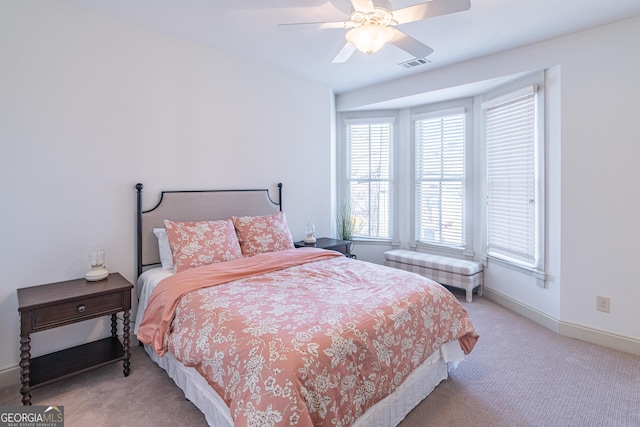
(232, 211, 295, 257)
(163, 219, 243, 273)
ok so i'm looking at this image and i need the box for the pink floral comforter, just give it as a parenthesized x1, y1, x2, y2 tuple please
(138, 248, 478, 427)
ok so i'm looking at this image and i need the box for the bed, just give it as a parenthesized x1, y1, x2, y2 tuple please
(133, 182, 478, 427)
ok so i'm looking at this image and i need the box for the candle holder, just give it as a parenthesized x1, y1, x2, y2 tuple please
(304, 222, 317, 244)
(85, 246, 109, 281)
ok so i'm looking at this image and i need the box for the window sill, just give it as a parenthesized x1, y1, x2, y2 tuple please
(411, 241, 475, 260)
(350, 237, 394, 246)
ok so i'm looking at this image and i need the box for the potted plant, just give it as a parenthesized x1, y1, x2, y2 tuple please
(336, 199, 362, 243)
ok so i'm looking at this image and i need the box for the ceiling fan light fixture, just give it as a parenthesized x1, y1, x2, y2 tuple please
(346, 24, 395, 55)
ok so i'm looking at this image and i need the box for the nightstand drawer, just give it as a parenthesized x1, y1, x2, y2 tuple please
(33, 292, 124, 329)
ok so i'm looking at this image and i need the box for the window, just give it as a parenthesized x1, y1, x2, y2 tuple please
(413, 108, 466, 248)
(337, 71, 547, 282)
(343, 118, 393, 239)
(483, 85, 543, 269)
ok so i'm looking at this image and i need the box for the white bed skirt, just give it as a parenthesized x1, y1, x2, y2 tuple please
(143, 340, 462, 427)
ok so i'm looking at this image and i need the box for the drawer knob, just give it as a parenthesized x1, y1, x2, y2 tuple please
(77, 305, 86, 313)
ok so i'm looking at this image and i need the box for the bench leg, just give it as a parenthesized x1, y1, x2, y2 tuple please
(466, 289, 473, 303)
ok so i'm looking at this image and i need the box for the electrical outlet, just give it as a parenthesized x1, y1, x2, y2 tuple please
(596, 296, 610, 313)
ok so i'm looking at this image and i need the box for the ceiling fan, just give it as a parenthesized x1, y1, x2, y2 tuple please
(278, 0, 471, 63)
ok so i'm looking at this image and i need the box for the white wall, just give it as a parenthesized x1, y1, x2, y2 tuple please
(337, 16, 640, 353)
(0, 1, 335, 380)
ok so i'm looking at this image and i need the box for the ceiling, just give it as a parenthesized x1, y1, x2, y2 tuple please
(69, 0, 640, 94)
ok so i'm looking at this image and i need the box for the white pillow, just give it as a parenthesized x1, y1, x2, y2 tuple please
(153, 228, 174, 270)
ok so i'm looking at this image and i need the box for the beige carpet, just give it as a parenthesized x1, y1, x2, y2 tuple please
(2, 293, 639, 426)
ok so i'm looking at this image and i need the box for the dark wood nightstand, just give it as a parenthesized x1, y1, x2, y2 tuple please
(17, 272, 133, 405)
(294, 237, 352, 256)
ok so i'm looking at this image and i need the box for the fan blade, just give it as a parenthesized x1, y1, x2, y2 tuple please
(392, 0, 471, 25)
(278, 20, 351, 30)
(332, 42, 357, 63)
(350, 0, 375, 12)
(391, 29, 434, 58)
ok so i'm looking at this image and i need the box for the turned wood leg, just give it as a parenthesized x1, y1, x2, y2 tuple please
(123, 310, 130, 377)
(20, 334, 31, 405)
(111, 313, 118, 337)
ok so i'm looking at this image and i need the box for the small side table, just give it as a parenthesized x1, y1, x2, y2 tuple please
(294, 237, 351, 257)
(17, 272, 133, 405)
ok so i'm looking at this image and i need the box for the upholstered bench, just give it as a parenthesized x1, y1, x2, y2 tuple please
(384, 249, 483, 303)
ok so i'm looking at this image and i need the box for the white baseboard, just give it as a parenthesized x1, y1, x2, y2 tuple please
(558, 321, 640, 356)
(483, 287, 640, 356)
(482, 287, 560, 333)
(0, 364, 20, 389)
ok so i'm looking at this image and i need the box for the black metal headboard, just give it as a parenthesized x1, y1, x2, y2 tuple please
(135, 183, 282, 278)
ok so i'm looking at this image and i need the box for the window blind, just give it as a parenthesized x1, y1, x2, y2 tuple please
(484, 86, 538, 267)
(414, 109, 465, 247)
(345, 119, 393, 239)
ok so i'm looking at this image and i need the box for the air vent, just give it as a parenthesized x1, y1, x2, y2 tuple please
(399, 57, 431, 69)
